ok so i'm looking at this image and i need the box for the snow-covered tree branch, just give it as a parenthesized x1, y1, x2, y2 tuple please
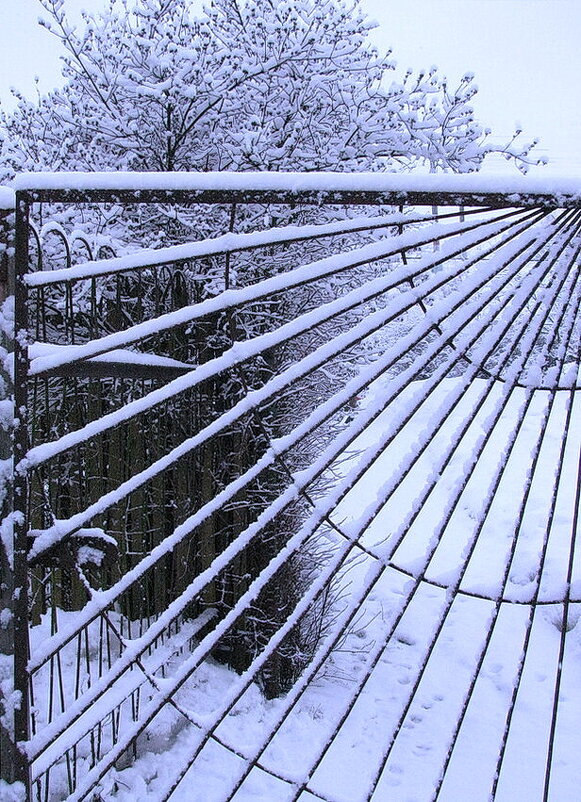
(0, 0, 542, 181)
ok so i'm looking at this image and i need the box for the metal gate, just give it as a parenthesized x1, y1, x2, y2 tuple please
(1, 173, 580, 801)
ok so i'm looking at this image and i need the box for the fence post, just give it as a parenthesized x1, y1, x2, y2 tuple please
(0, 199, 21, 792)
(12, 193, 32, 796)
(1, 193, 31, 797)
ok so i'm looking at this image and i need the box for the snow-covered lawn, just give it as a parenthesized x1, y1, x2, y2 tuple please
(70, 375, 580, 802)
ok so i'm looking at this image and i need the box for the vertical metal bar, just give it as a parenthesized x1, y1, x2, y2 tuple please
(0, 206, 17, 787)
(12, 191, 32, 795)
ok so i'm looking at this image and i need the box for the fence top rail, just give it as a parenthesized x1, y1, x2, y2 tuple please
(6, 170, 581, 208)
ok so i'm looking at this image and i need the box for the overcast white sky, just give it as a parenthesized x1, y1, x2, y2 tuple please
(0, 0, 579, 174)
(363, 0, 581, 174)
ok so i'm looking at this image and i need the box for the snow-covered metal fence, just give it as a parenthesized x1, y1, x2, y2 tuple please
(2, 172, 581, 801)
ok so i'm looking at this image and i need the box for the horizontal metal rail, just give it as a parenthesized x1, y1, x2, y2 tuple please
(11, 170, 581, 207)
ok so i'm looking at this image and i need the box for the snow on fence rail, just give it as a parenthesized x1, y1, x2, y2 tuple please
(10, 170, 581, 207)
(1, 174, 581, 802)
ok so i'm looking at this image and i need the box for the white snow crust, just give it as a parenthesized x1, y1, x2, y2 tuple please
(10, 170, 581, 203)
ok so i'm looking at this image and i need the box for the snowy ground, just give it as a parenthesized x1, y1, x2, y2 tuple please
(68, 374, 580, 802)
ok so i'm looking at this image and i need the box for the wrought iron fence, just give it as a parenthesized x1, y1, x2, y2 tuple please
(1, 173, 580, 801)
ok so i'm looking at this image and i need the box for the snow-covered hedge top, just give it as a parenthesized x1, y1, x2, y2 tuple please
(7, 171, 581, 203)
